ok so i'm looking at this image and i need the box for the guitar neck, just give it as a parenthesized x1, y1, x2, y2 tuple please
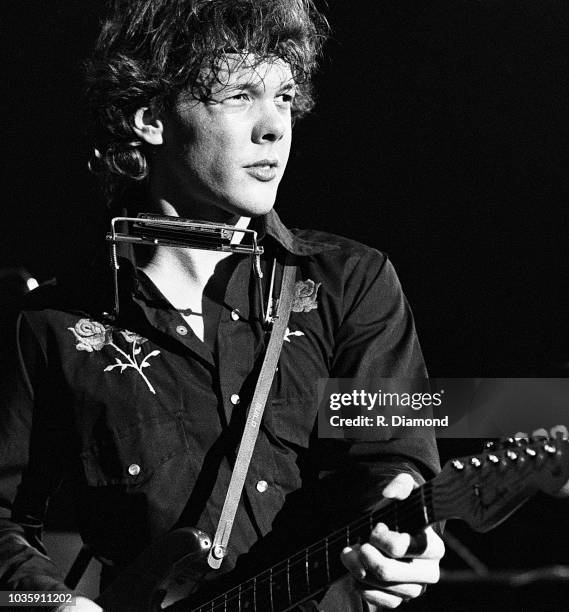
(192, 483, 435, 612)
(101, 437, 566, 612)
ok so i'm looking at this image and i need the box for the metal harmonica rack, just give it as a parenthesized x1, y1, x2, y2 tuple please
(105, 214, 265, 320)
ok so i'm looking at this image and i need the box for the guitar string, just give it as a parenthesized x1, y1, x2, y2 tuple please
(198, 442, 562, 610)
(198, 490, 434, 612)
(194, 488, 434, 611)
(202, 446, 560, 612)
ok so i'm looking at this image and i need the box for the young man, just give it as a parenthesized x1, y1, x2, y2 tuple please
(0, 1, 443, 610)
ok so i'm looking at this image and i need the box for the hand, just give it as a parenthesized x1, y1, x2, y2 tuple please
(341, 473, 444, 610)
(55, 595, 102, 612)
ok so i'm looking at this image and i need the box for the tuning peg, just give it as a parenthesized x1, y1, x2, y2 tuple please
(514, 433, 529, 445)
(451, 459, 465, 471)
(506, 450, 518, 461)
(530, 428, 549, 442)
(544, 443, 557, 455)
(550, 425, 568, 440)
(487, 454, 500, 464)
(484, 440, 496, 450)
(470, 457, 482, 468)
(495, 436, 519, 450)
(525, 447, 537, 457)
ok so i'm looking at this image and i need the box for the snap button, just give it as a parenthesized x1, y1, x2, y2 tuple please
(230, 309, 240, 321)
(256, 480, 269, 493)
(230, 394, 240, 405)
(176, 325, 188, 336)
(128, 464, 141, 476)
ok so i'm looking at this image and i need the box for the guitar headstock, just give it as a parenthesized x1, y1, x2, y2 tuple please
(431, 435, 569, 532)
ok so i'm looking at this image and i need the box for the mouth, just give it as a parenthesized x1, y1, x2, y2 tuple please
(244, 159, 279, 182)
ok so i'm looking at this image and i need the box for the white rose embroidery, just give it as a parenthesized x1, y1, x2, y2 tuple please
(284, 327, 305, 343)
(68, 318, 160, 394)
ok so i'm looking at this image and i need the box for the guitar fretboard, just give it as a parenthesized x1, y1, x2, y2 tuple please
(192, 482, 434, 612)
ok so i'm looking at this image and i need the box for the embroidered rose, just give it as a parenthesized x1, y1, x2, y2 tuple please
(292, 279, 321, 313)
(284, 327, 305, 343)
(68, 318, 111, 352)
(68, 318, 160, 394)
(120, 330, 147, 345)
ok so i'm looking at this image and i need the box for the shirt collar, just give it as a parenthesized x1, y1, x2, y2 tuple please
(110, 209, 337, 306)
(258, 209, 338, 255)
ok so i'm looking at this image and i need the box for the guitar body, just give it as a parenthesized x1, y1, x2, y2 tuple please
(96, 527, 212, 612)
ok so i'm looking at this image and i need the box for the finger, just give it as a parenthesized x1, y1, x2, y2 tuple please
(358, 543, 441, 584)
(342, 544, 367, 579)
(363, 582, 424, 600)
(369, 523, 412, 558)
(381, 473, 416, 500)
(360, 589, 404, 609)
(369, 524, 445, 559)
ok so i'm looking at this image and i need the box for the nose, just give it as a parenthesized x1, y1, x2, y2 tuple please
(251, 101, 288, 144)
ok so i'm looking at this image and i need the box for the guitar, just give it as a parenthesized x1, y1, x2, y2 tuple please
(96, 436, 569, 612)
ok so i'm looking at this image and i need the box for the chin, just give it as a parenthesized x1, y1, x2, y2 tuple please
(244, 202, 276, 218)
(225, 194, 277, 218)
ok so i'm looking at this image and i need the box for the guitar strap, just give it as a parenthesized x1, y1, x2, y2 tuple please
(207, 259, 297, 570)
(65, 258, 298, 586)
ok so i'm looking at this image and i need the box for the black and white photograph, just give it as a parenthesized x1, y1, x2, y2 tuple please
(2, 1, 568, 610)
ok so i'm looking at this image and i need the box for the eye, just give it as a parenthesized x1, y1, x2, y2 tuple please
(224, 92, 251, 104)
(276, 92, 295, 106)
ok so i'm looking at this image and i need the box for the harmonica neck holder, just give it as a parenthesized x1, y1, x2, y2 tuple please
(106, 215, 265, 320)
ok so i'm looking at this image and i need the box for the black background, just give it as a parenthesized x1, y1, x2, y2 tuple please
(3, 1, 569, 607)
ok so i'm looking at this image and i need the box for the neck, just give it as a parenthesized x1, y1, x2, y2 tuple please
(149, 185, 241, 224)
(138, 205, 251, 309)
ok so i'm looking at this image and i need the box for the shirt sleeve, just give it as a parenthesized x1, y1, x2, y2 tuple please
(0, 310, 73, 595)
(314, 248, 441, 521)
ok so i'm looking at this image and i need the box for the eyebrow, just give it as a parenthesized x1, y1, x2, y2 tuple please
(278, 82, 298, 93)
(223, 80, 297, 94)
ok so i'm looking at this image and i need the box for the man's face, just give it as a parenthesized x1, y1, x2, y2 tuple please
(154, 57, 295, 220)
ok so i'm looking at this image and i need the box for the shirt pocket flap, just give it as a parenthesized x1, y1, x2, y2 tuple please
(80, 417, 187, 486)
(269, 394, 317, 448)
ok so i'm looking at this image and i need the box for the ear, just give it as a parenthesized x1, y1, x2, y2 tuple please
(133, 107, 164, 145)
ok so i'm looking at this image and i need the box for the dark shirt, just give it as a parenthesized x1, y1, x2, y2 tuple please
(0, 210, 439, 597)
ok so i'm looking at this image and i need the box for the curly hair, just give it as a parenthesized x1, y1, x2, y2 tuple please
(85, 0, 329, 201)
